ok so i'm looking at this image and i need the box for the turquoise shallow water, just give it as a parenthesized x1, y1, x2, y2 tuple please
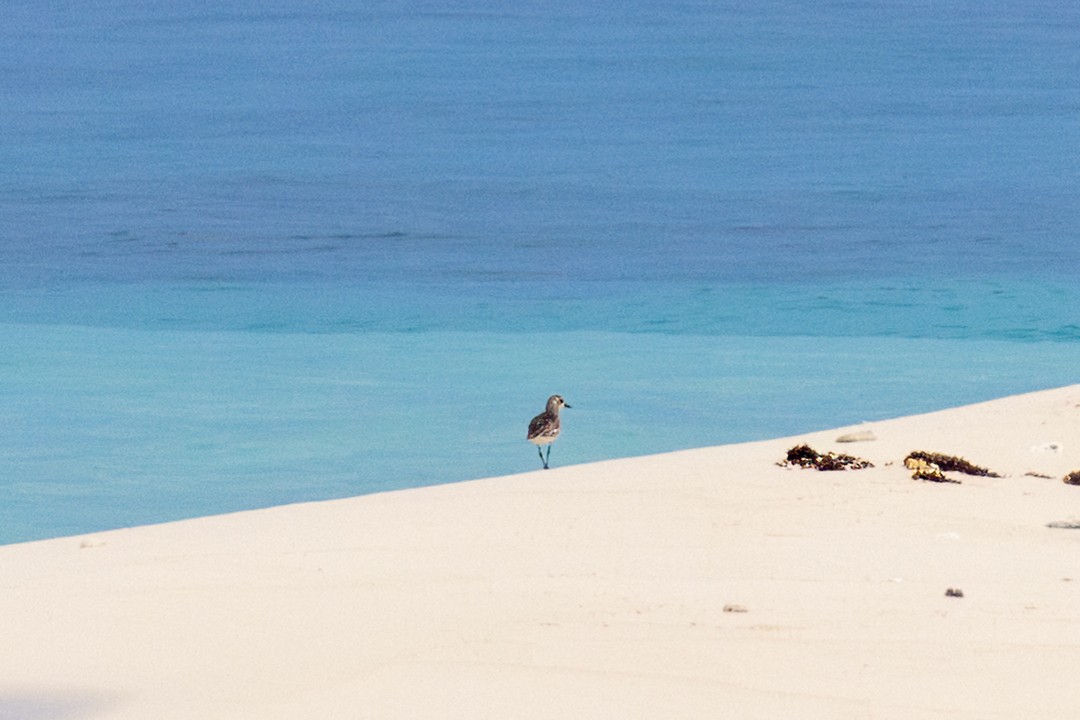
(3, 1, 1079, 543)
(2, 322, 1077, 544)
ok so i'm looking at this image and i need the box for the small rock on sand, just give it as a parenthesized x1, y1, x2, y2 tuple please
(836, 430, 876, 443)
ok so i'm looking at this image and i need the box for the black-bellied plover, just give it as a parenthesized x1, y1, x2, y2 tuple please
(527, 394, 571, 469)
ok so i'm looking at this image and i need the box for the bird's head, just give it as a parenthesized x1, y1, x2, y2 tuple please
(548, 395, 571, 412)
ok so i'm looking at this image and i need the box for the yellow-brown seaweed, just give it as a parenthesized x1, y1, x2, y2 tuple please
(904, 451, 1000, 478)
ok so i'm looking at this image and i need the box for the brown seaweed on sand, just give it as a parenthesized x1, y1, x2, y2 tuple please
(1064, 471, 1080, 486)
(904, 451, 1001, 478)
(904, 456, 959, 483)
(780, 445, 873, 471)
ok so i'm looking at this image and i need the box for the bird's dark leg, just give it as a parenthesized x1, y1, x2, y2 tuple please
(537, 445, 547, 469)
(544, 445, 552, 469)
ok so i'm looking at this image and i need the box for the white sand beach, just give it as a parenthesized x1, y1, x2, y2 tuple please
(3, 385, 1080, 719)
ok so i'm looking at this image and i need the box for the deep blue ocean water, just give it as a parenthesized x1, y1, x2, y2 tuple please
(3, 1, 1078, 544)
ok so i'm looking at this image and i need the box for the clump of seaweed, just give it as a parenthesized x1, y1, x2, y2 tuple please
(904, 451, 1000, 478)
(1064, 471, 1080, 486)
(780, 444, 873, 471)
(904, 456, 958, 483)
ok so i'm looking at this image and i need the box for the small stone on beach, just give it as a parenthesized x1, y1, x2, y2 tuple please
(836, 430, 876, 443)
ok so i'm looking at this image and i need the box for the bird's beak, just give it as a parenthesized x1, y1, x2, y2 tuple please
(564, 402, 572, 409)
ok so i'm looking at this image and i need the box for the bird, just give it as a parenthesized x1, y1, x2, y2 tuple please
(526, 394, 571, 469)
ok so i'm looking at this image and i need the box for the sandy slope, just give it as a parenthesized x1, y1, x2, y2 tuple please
(3, 385, 1080, 719)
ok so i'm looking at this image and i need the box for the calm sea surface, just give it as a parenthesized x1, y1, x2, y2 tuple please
(2, 1, 1079, 543)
